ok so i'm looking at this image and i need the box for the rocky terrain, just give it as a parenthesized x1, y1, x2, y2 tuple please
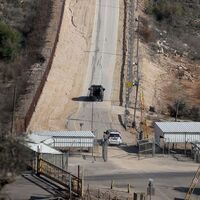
(138, 0, 200, 121)
(0, 0, 200, 191)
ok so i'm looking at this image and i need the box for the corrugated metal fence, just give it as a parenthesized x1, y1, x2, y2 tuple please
(24, 0, 66, 131)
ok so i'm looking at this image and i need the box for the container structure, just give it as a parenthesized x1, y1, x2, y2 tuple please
(29, 131, 95, 149)
(154, 122, 200, 144)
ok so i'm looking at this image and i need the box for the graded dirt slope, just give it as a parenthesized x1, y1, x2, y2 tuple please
(28, 0, 95, 131)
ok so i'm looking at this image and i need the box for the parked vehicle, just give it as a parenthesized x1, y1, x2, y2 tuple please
(103, 129, 122, 145)
(88, 85, 105, 101)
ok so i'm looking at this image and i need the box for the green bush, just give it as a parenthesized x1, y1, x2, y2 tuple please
(168, 99, 186, 118)
(145, 0, 184, 21)
(0, 21, 21, 61)
(168, 101, 200, 120)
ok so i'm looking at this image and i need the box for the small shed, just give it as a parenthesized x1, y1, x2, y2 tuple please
(155, 122, 200, 144)
(30, 131, 95, 149)
(24, 135, 67, 169)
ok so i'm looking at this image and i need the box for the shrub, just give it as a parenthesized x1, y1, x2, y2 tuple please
(168, 101, 200, 121)
(0, 21, 21, 61)
(145, 0, 184, 21)
(0, 137, 31, 189)
(139, 25, 155, 43)
(188, 106, 200, 121)
(167, 99, 186, 118)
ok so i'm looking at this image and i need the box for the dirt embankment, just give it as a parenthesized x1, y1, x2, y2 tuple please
(28, 0, 95, 131)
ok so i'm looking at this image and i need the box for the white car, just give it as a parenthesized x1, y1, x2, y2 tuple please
(103, 129, 122, 145)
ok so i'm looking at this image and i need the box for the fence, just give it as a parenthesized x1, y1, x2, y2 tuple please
(123, 0, 136, 129)
(138, 139, 155, 159)
(24, 0, 66, 131)
(38, 158, 82, 197)
(41, 153, 68, 170)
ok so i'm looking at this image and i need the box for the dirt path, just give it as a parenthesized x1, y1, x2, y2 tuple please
(28, 0, 95, 131)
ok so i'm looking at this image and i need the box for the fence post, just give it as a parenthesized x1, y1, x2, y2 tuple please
(138, 143, 140, 160)
(69, 174, 72, 200)
(152, 139, 155, 157)
(36, 147, 41, 175)
(81, 167, 84, 197)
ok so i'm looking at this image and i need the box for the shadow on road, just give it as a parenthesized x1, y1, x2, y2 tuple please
(72, 96, 94, 102)
(118, 144, 139, 154)
(29, 196, 50, 200)
(174, 186, 200, 198)
(118, 115, 126, 129)
(23, 173, 66, 198)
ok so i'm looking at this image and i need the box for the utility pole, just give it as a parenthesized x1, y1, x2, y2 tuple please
(91, 102, 94, 132)
(133, 16, 140, 126)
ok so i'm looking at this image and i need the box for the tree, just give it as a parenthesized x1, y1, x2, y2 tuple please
(0, 21, 21, 61)
(0, 136, 31, 189)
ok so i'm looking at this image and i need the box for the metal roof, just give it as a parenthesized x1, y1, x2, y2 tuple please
(26, 134, 53, 144)
(31, 131, 95, 138)
(25, 142, 62, 154)
(155, 122, 200, 133)
(164, 133, 200, 143)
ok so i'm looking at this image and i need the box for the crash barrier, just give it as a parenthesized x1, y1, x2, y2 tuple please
(24, 0, 66, 131)
(37, 158, 82, 197)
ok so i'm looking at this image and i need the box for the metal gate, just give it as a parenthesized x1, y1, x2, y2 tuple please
(38, 158, 82, 197)
(138, 139, 155, 159)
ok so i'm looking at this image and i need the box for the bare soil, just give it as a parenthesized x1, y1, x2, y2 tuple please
(137, 0, 200, 119)
(28, 0, 95, 131)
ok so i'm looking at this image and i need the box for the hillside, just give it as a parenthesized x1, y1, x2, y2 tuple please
(0, 0, 55, 187)
(138, 0, 200, 121)
(0, 0, 53, 135)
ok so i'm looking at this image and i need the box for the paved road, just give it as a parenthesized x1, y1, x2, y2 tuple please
(85, 171, 197, 200)
(67, 0, 119, 137)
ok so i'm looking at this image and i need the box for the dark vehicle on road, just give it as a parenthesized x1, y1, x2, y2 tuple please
(88, 85, 105, 101)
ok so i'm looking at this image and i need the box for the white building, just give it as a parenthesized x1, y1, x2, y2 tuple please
(154, 122, 200, 144)
(28, 131, 95, 149)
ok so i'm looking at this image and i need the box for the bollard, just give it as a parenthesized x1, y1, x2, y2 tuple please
(140, 192, 145, 200)
(111, 180, 114, 189)
(127, 184, 130, 193)
(97, 189, 100, 199)
(133, 192, 137, 200)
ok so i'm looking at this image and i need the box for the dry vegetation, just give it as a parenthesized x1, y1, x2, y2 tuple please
(0, 0, 53, 135)
(0, 0, 53, 188)
(139, 0, 200, 121)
